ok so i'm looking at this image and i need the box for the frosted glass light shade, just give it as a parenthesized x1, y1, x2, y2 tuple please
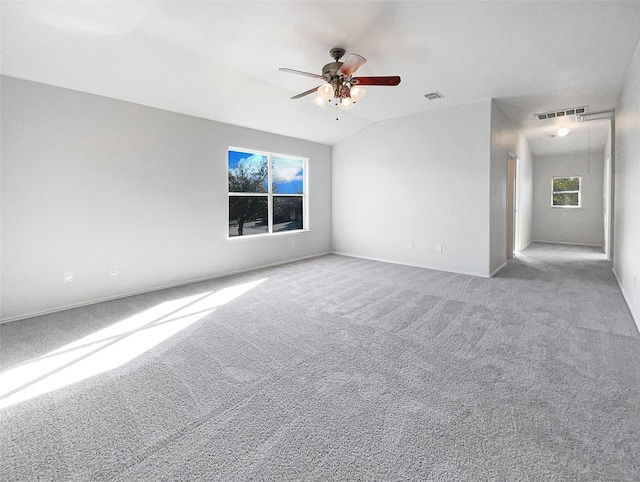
(350, 86, 366, 102)
(340, 97, 354, 110)
(311, 96, 326, 108)
(317, 83, 334, 101)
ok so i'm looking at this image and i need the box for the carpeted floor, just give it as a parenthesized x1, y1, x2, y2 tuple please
(1, 243, 639, 481)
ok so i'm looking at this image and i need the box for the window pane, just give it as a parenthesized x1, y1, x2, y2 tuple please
(229, 196, 268, 236)
(272, 157, 304, 194)
(228, 151, 268, 193)
(553, 177, 580, 192)
(273, 196, 303, 232)
(553, 193, 579, 206)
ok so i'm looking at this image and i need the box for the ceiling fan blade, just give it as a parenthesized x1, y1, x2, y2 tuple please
(337, 53, 367, 77)
(279, 68, 324, 80)
(351, 76, 401, 86)
(291, 86, 322, 100)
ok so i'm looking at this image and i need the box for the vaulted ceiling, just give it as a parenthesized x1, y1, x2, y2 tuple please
(2, 1, 639, 157)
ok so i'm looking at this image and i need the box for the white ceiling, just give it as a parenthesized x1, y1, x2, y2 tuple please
(2, 1, 639, 157)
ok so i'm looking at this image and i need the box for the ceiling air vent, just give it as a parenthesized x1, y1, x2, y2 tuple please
(424, 91, 444, 100)
(536, 106, 587, 120)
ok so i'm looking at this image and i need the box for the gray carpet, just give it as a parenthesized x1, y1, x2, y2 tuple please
(1, 243, 639, 481)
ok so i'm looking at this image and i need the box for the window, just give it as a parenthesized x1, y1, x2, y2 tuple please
(552, 176, 581, 207)
(228, 149, 305, 237)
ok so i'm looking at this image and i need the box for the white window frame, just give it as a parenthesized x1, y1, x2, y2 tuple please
(228, 147, 308, 239)
(551, 176, 581, 208)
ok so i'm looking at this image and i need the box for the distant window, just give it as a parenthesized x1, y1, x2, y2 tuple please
(552, 177, 581, 207)
(228, 149, 305, 237)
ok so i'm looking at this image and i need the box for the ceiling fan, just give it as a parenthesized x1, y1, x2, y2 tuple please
(279, 48, 401, 111)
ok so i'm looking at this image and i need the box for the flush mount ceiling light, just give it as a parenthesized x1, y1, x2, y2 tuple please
(557, 127, 570, 136)
(280, 48, 401, 117)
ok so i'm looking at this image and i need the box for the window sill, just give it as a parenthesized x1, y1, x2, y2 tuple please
(227, 229, 309, 242)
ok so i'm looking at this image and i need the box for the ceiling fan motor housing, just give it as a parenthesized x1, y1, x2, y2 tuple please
(323, 49, 351, 98)
(322, 62, 344, 78)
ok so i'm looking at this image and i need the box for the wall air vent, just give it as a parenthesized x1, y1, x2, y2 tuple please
(536, 106, 587, 120)
(424, 91, 444, 100)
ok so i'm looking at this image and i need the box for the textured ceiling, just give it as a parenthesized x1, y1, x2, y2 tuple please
(2, 1, 639, 156)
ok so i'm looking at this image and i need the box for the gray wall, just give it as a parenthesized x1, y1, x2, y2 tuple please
(332, 100, 493, 277)
(1, 77, 332, 321)
(614, 38, 640, 329)
(331, 99, 531, 278)
(334, 99, 512, 278)
(532, 150, 604, 247)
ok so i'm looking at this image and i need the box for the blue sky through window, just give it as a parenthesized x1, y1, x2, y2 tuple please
(273, 157, 303, 194)
(228, 150, 266, 171)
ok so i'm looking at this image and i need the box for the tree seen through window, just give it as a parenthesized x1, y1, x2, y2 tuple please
(552, 177, 581, 207)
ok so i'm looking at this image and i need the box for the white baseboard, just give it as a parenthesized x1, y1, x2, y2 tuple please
(490, 262, 508, 278)
(331, 251, 488, 278)
(531, 239, 604, 249)
(0, 252, 332, 324)
(518, 239, 533, 251)
(612, 268, 640, 335)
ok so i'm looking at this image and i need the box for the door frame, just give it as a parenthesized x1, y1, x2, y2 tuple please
(507, 153, 517, 259)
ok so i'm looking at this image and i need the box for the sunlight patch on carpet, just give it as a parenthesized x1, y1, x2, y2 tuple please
(0, 278, 267, 409)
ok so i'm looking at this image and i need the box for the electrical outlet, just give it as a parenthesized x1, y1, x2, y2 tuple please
(408, 242, 414, 250)
(291, 239, 296, 247)
(436, 245, 442, 253)
(64, 271, 74, 283)
(109, 266, 118, 276)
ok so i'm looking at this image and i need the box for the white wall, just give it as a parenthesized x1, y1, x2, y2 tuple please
(613, 39, 640, 330)
(489, 101, 533, 274)
(1, 77, 332, 321)
(332, 100, 493, 277)
(532, 150, 605, 247)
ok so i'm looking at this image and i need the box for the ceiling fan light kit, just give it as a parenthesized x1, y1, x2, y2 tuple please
(317, 83, 334, 101)
(280, 47, 400, 118)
